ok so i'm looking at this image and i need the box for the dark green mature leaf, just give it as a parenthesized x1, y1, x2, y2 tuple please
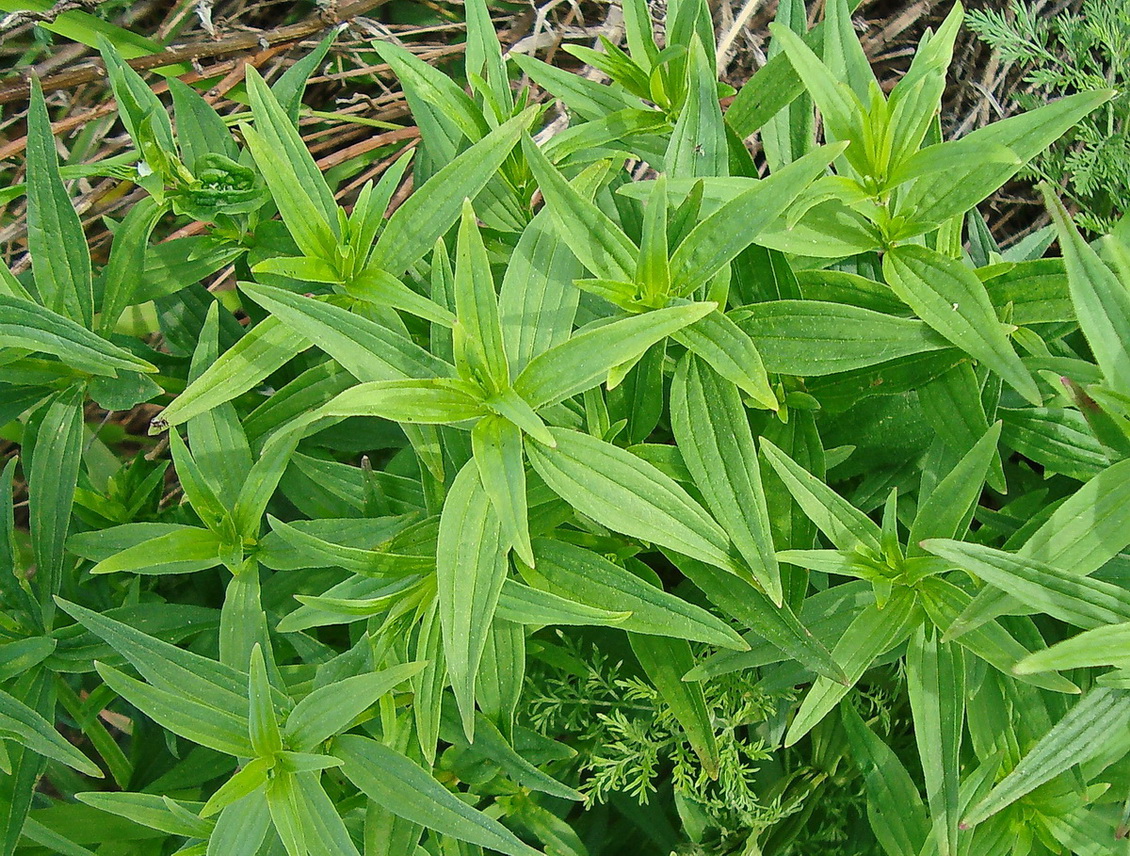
(0, 689, 101, 777)
(334, 735, 543, 856)
(785, 589, 919, 746)
(668, 143, 846, 294)
(631, 634, 719, 775)
(473, 414, 533, 567)
(841, 700, 929, 856)
(907, 626, 964, 856)
(154, 315, 309, 431)
(514, 302, 713, 409)
(923, 539, 1130, 630)
(26, 79, 92, 327)
(29, 389, 84, 623)
(1044, 185, 1130, 397)
(241, 283, 452, 382)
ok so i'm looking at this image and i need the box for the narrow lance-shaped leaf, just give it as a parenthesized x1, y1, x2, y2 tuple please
(883, 244, 1040, 405)
(515, 301, 714, 410)
(785, 588, 919, 746)
(29, 388, 84, 624)
(371, 109, 536, 274)
(319, 379, 486, 424)
(672, 354, 782, 603)
(907, 626, 965, 856)
(0, 689, 102, 777)
(962, 687, 1130, 828)
(631, 634, 719, 777)
(527, 427, 742, 577)
(334, 735, 543, 856)
(669, 143, 847, 295)
(455, 199, 510, 390)
(1043, 183, 1130, 397)
(760, 437, 881, 554)
(0, 296, 157, 377)
(922, 538, 1130, 630)
(840, 699, 929, 856)
(521, 135, 638, 283)
(520, 539, 747, 649)
(947, 457, 1130, 639)
(473, 414, 534, 567)
(437, 460, 509, 741)
(26, 78, 93, 327)
(153, 315, 310, 431)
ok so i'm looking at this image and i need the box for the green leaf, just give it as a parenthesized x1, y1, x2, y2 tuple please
(247, 645, 282, 757)
(76, 792, 212, 838)
(473, 414, 533, 567)
(99, 196, 163, 334)
(669, 553, 846, 683)
(153, 315, 309, 431)
(1016, 622, 1130, 674)
(947, 457, 1130, 639)
(515, 302, 713, 409)
(56, 598, 250, 718)
(244, 67, 338, 260)
(909, 422, 1002, 556)
(631, 634, 719, 776)
(1043, 184, 1130, 397)
(26, 78, 93, 327)
(917, 363, 1006, 494)
(732, 299, 950, 376)
(95, 661, 254, 757)
(668, 143, 846, 294)
(0, 296, 156, 377)
(320, 379, 486, 423)
(497, 579, 631, 627)
(666, 38, 727, 178)
(907, 626, 964, 856)
(962, 687, 1130, 828)
(527, 427, 741, 576)
(29, 389, 84, 622)
(240, 283, 452, 383)
(455, 199, 510, 389)
(334, 735, 544, 856)
(371, 109, 535, 274)
(88, 526, 222, 576)
(760, 437, 881, 554)
(0, 689, 101, 777)
(285, 662, 425, 752)
(671, 309, 776, 409)
(437, 460, 509, 740)
(672, 354, 781, 602)
(520, 539, 745, 648)
(207, 791, 272, 856)
(521, 137, 637, 283)
(883, 244, 1040, 405)
(922, 539, 1130, 630)
(785, 589, 918, 746)
(840, 699, 929, 856)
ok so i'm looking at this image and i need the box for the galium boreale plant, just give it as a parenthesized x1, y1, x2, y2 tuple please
(7, 0, 1130, 853)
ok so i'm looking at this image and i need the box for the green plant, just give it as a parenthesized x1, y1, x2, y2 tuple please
(968, 0, 1130, 233)
(4, 0, 1130, 854)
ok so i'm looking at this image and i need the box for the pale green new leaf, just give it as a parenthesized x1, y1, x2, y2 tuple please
(154, 316, 309, 431)
(884, 245, 1039, 404)
(527, 427, 741, 576)
(672, 354, 781, 602)
(962, 687, 1130, 828)
(320, 379, 486, 423)
(437, 460, 509, 740)
(473, 414, 533, 567)
(515, 302, 713, 409)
